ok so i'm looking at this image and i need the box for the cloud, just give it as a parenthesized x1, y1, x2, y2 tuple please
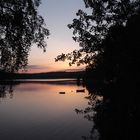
(23, 65, 53, 73)
(27, 65, 46, 69)
(65, 68, 85, 72)
(27, 65, 51, 70)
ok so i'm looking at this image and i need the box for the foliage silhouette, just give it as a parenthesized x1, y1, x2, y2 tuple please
(76, 75, 139, 140)
(56, 0, 140, 140)
(56, 0, 140, 69)
(0, 0, 49, 72)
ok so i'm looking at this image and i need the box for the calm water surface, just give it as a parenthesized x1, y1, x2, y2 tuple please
(0, 79, 97, 140)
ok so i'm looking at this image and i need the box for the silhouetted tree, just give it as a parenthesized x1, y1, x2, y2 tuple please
(56, 0, 140, 69)
(55, 1, 140, 140)
(76, 70, 139, 140)
(0, 0, 49, 72)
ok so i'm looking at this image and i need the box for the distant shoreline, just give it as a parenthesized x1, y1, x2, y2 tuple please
(0, 78, 84, 85)
(0, 71, 85, 80)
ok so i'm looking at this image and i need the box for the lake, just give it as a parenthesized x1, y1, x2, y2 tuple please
(0, 79, 99, 140)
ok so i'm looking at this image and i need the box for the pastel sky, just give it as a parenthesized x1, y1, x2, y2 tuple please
(27, 0, 86, 73)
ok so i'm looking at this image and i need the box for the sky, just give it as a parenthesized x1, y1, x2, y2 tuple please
(27, 0, 87, 73)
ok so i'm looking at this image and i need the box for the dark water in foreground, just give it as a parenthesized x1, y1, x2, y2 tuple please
(0, 79, 98, 140)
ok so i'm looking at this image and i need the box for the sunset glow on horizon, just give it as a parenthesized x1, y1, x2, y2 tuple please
(26, 0, 86, 73)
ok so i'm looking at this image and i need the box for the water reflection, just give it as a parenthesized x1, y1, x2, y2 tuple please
(75, 78, 138, 140)
(0, 79, 82, 99)
(0, 83, 14, 99)
(1, 78, 137, 140)
(0, 79, 95, 140)
(74, 80, 102, 140)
